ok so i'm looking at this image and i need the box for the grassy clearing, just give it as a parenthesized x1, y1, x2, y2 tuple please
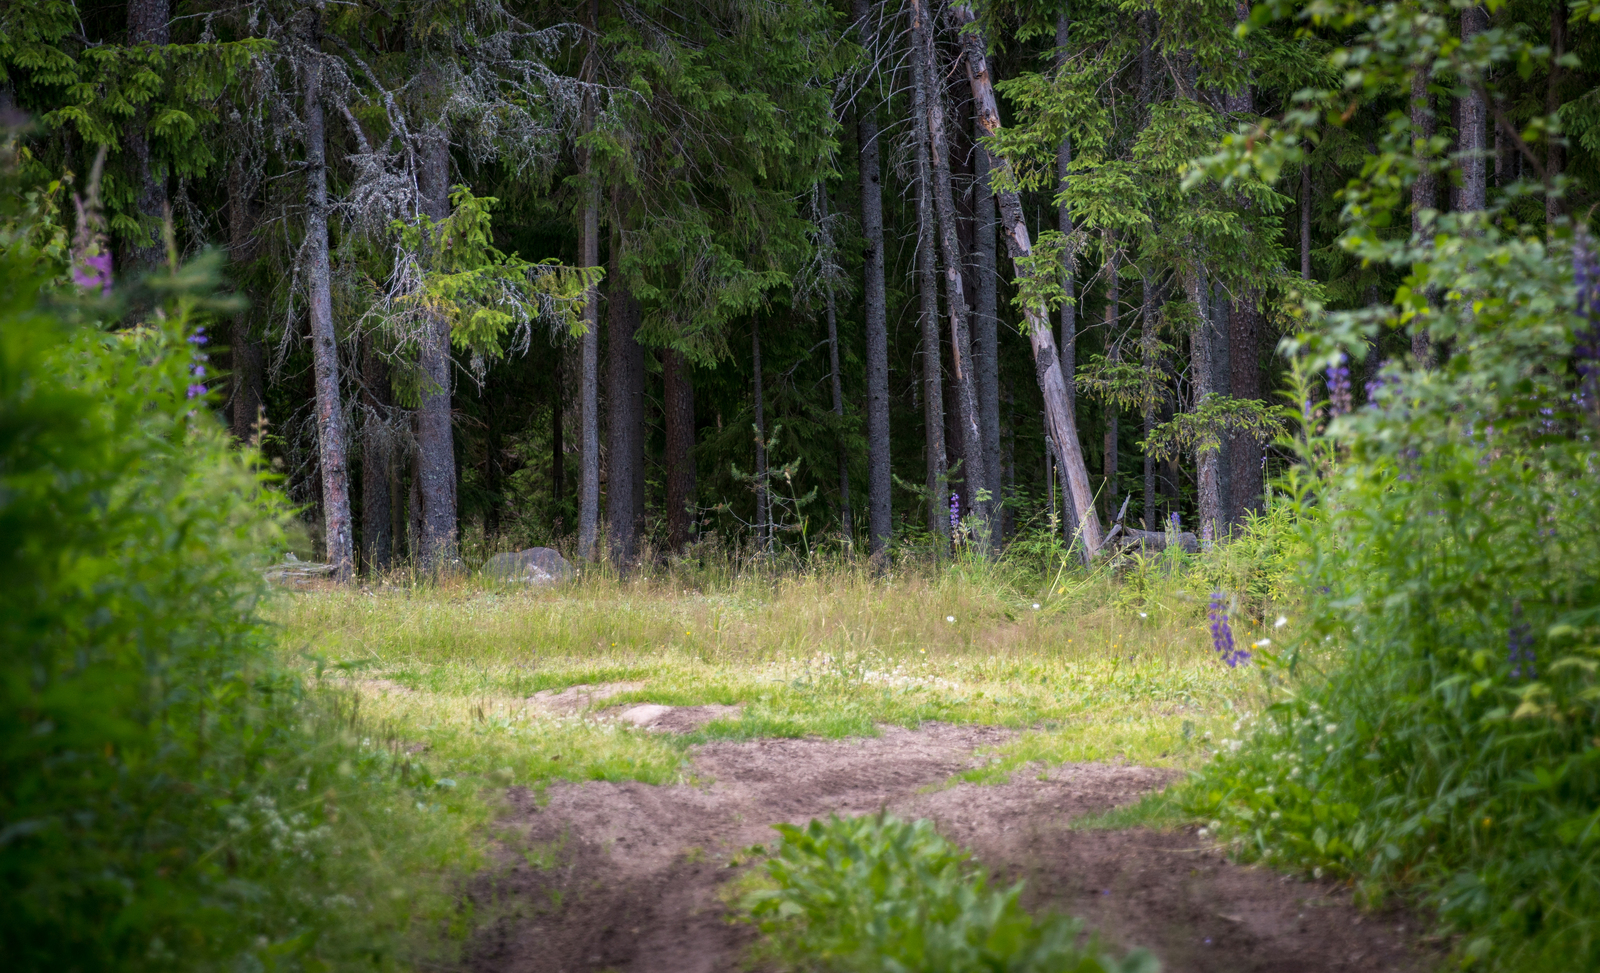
(270, 560, 1276, 801)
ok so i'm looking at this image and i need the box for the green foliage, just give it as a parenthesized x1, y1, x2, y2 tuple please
(1183, 3, 1600, 969)
(745, 814, 1157, 973)
(0, 158, 478, 971)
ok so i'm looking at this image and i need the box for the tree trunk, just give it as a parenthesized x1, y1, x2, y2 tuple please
(1055, 10, 1082, 548)
(817, 184, 852, 538)
(1141, 271, 1156, 529)
(226, 154, 263, 444)
(361, 335, 393, 573)
(974, 139, 1001, 546)
(752, 318, 770, 550)
(416, 124, 457, 570)
(1547, 7, 1565, 226)
(578, 0, 602, 561)
(1228, 292, 1261, 524)
(1103, 233, 1119, 510)
(1300, 164, 1312, 279)
(915, 0, 982, 552)
(852, 0, 892, 564)
(1460, 6, 1489, 213)
(606, 242, 645, 566)
(125, 0, 170, 272)
(1185, 268, 1222, 544)
(552, 346, 565, 505)
(663, 347, 697, 551)
(1411, 55, 1436, 366)
(299, 10, 353, 580)
(909, 16, 948, 549)
(954, 6, 1104, 559)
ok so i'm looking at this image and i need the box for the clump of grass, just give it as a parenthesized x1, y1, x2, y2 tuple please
(742, 813, 1158, 972)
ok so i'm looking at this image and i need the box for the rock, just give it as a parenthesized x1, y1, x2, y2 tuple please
(482, 547, 574, 586)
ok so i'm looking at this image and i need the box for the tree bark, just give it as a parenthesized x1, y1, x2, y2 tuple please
(299, 9, 353, 580)
(361, 335, 393, 573)
(852, 0, 892, 564)
(752, 318, 770, 550)
(1547, 7, 1565, 226)
(953, 6, 1104, 559)
(974, 139, 1001, 545)
(1228, 292, 1261, 524)
(1141, 271, 1156, 529)
(1185, 268, 1222, 544)
(551, 346, 565, 505)
(817, 184, 852, 538)
(606, 242, 645, 566)
(226, 153, 263, 444)
(1411, 50, 1436, 366)
(125, 0, 169, 272)
(663, 347, 697, 551)
(1103, 233, 1119, 510)
(1055, 10, 1081, 547)
(909, 14, 948, 549)
(416, 123, 457, 570)
(916, 0, 983, 552)
(1460, 6, 1489, 213)
(578, 0, 602, 561)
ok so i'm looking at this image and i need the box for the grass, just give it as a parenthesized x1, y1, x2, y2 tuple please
(268, 558, 1275, 800)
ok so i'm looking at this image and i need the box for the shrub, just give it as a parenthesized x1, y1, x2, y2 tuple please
(745, 813, 1156, 973)
(0, 148, 477, 972)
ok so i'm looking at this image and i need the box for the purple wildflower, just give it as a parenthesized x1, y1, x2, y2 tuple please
(1326, 353, 1352, 416)
(949, 492, 961, 535)
(1508, 603, 1536, 680)
(1209, 592, 1250, 668)
(70, 159, 114, 297)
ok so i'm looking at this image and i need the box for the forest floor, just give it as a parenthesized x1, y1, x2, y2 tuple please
(271, 566, 1440, 973)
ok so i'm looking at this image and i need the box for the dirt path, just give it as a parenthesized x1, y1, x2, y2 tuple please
(468, 723, 1433, 973)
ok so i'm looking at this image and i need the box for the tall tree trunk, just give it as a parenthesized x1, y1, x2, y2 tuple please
(1301, 164, 1312, 279)
(852, 0, 892, 564)
(1210, 282, 1231, 527)
(1103, 233, 1119, 511)
(227, 154, 263, 444)
(416, 124, 457, 570)
(974, 139, 1001, 546)
(1055, 10, 1081, 547)
(1547, 7, 1565, 226)
(817, 185, 852, 538)
(1141, 271, 1156, 529)
(299, 10, 353, 580)
(578, 0, 602, 560)
(361, 336, 393, 573)
(954, 6, 1104, 558)
(915, 0, 983, 552)
(552, 346, 565, 505)
(909, 16, 948, 549)
(1223, 0, 1261, 528)
(1186, 268, 1222, 544)
(1460, 6, 1489, 213)
(606, 241, 645, 566)
(752, 319, 770, 550)
(663, 347, 697, 551)
(1411, 53, 1436, 366)
(125, 0, 170, 272)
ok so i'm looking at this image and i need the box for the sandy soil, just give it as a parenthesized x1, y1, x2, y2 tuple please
(466, 716, 1436, 973)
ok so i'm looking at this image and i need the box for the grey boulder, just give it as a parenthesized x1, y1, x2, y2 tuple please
(482, 547, 574, 586)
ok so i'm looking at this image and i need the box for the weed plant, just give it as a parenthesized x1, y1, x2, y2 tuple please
(742, 813, 1157, 972)
(0, 158, 478, 972)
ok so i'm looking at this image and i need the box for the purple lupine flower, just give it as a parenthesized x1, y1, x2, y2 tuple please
(1209, 592, 1250, 668)
(949, 492, 961, 537)
(1508, 603, 1536, 680)
(1576, 235, 1600, 381)
(1364, 359, 1391, 405)
(186, 384, 208, 399)
(1326, 353, 1352, 416)
(71, 250, 113, 296)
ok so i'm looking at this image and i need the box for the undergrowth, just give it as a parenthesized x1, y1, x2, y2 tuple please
(742, 814, 1158, 973)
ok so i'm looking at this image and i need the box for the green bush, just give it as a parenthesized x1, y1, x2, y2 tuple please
(745, 814, 1156, 973)
(1, 152, 477, 971)
(1184, 169, 1600, 973)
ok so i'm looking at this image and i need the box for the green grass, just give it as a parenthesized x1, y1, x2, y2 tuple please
(268, 562, 1271, 799)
